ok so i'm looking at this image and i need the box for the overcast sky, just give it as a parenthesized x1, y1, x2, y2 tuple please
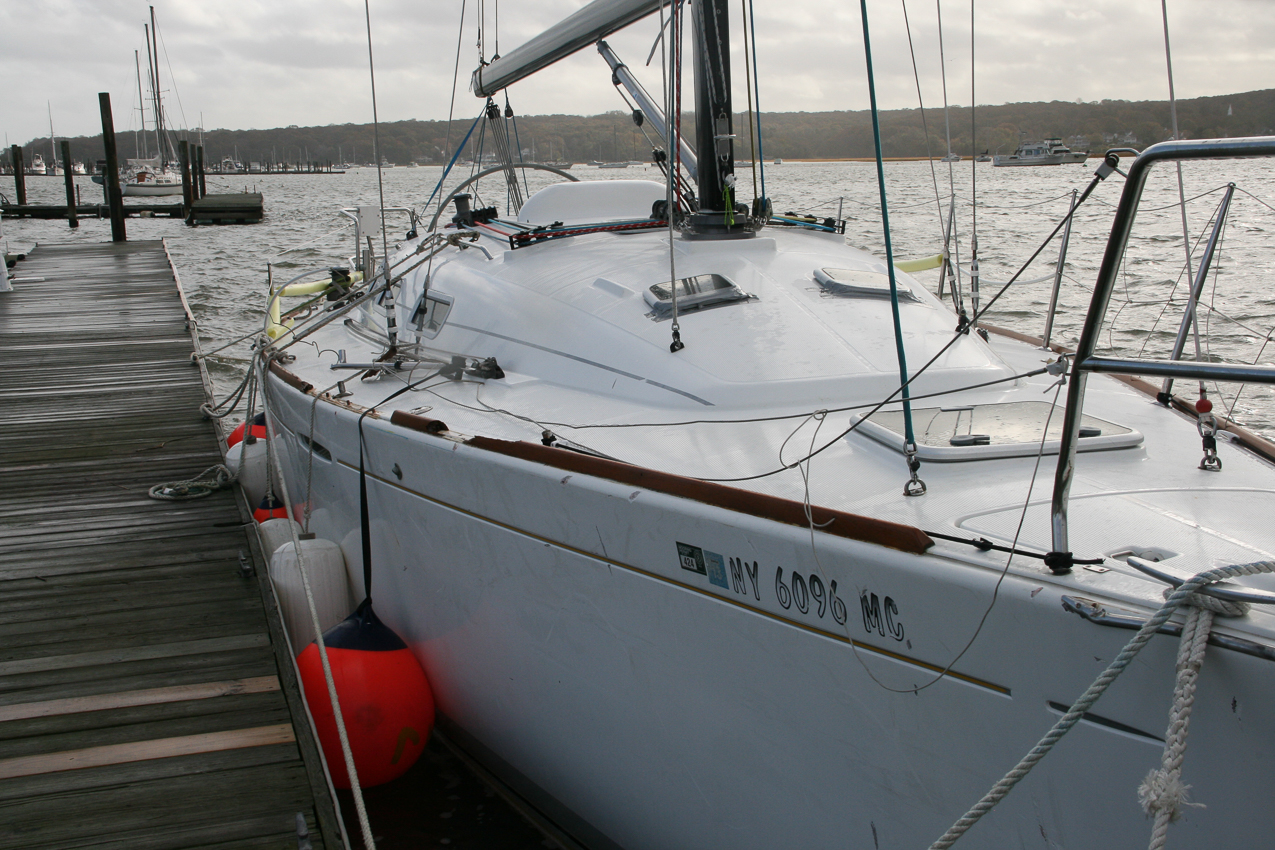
(3, 0, 1273, 147)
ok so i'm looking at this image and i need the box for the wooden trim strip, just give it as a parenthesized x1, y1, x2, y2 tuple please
(982, 323, 1275, 464)
(0, 676, 280, 723)
(464, 436, 934, 554)
(0, 724, 297, 780)
(268, 360, 314, 394)
(390, 410, 449, 434)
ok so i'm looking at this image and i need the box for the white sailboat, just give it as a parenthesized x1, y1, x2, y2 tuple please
(253, 2, 1275, 847)
(120, 10, 182, 197)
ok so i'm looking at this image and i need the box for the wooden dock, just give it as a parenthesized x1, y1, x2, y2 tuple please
(0, 241, 343, 849)
(1, 203, 184, 219)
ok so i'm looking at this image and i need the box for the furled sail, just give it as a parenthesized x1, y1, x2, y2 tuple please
(472, 0, 666, 97)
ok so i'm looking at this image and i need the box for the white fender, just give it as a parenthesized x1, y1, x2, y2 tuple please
(225, 438, 270, 508)
(257, 517, 303, 558)
(270, 538, 356, 656)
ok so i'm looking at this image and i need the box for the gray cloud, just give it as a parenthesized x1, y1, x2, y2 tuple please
(3, 0, 1272, 146)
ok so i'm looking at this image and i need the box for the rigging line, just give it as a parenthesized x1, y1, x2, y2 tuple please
(747, 0, 766, 197)
(740, 0, 758, 199)
(969, 0, 977, 259)
(699, 175, 1110, 484)
(1160, 0, 1206, 397)
(363, 0, 391, 271)
(870, 379, 1067, 697)
(1227, 331, 1275, 422)
(1234, 185, 1275, 215)
(1131, 199, 1218, 361)
(935, 0, 955, 162)
(459, 365, 1049, 435)
(666, 0, 685, 353)
(1161, 0, 1197, 300)
(900, 0, 944, 242)
(152, 17, 189, 140)
(423, 110, 485, 216)
(859, 0, 919, 465)
(442, 0, 468, 177)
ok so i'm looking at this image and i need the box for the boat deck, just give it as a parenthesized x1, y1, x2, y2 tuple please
(0, 242, 342, 849)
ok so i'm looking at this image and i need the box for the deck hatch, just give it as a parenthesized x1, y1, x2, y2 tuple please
(814, 267, 921, 301)
(644, 273, 751, 318)
(853, 401, 1141, 461)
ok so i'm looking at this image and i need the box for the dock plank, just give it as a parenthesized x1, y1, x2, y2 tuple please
(0, 242, 341, 849)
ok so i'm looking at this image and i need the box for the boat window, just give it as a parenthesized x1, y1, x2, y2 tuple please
(852, 401, 1141, 461)
(410, 289, 453, 339)
(814, 268, 920, 301)
(643, 273, 752, 319)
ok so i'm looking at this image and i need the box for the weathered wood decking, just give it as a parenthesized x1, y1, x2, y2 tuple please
(0, 242, 342, 848)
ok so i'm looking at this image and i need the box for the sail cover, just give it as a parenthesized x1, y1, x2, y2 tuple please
(472, 0, 666, 96)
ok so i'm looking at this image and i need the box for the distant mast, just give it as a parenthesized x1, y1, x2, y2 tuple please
(145, 23, 162, 164)
(134, 49, 147, 159)
(47, 102, 57, 169)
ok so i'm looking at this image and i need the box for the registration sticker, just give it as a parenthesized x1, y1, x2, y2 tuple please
(676, 542, 707, 575)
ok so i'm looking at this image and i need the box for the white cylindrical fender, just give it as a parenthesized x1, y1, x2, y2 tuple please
(226, 438, 271, 508)
(270, 538, 356, 656)
(257, 517, 303, 558)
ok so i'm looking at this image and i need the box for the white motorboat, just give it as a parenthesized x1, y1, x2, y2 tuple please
(27, 154, 46, 175)
(994, 137, 1088, 166)
(253, 2, 1275, 847)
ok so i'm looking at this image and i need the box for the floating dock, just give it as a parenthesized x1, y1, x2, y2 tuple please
(0, 241, 342, 848)
(188, 193, 265, 225)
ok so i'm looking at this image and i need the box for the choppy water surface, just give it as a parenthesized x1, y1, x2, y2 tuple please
(8, 156, 1275, 436)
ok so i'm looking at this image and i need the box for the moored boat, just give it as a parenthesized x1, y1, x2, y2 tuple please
(250, 2, 1275, 847)
(993, 137, 1088, 166)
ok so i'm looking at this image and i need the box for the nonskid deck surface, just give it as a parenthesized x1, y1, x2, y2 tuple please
(275, 222, 1275, 587)
(0, 242, 340, 849)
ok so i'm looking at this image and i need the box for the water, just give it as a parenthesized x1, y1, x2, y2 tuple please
(8, 157, 1275, 437)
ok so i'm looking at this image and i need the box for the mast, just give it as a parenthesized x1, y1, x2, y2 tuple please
(48, 102, 57, 168)
(685, 0, 753, 237)
(135, 49, 147, 158)
(145, 23, 162, 163)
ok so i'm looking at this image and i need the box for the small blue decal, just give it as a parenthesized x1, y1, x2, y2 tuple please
(704, 550, 728, 589)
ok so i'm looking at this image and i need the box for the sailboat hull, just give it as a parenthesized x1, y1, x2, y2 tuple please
(121, 181, 183, 197)
(264, 372, 1275, 850)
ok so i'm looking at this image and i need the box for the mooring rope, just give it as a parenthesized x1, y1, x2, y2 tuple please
(930, 560, 1275, 849)
(259, 359, 374, 850)
(147, 464, 235, 501)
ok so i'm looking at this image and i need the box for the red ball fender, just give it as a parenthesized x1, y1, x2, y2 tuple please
(297, 602, 434, 788)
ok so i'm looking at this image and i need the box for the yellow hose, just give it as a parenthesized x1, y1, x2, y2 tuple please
(895, 254, 943, 273)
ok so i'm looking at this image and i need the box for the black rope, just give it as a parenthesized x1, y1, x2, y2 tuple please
(926, 530, 1106, 564)
(355, 369, 444, 602)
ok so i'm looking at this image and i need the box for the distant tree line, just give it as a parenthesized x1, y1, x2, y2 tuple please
(10, 88, 1275, 170)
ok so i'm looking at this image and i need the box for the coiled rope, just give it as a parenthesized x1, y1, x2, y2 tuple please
(147, 464, 235, 501)
(930, 559, 1275, 849)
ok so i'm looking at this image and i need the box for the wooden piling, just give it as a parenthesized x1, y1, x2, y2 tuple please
(10, 146, 26, 206)
(179, 141, 193, 213)
(196, 145, 206, 199)
(97, 93, 126, 242)
(59, 141, 78, 229)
